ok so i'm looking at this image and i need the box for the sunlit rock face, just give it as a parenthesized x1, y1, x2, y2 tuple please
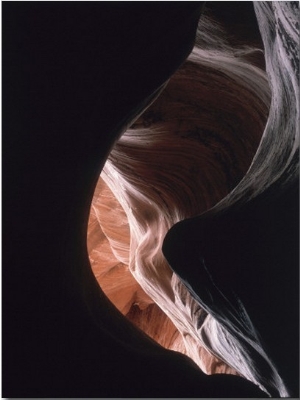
(88, 177, 152, 315)
(88, 176, 238, 375)
(88, 1, 298, 397)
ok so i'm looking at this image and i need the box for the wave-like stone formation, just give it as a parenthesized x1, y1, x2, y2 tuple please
(88, 176, 236, 374)
(88, 2, 298, 397)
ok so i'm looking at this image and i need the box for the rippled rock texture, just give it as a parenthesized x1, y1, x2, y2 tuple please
(89, 2, 299, 397)
(88, 177, 237, 375)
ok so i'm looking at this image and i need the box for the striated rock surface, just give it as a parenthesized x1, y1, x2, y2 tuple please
(88, 177, 237, 375)
(88, 1, 299, 397)
(88, 0, 268, 379)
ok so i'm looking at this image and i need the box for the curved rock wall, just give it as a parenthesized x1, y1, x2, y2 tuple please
(87, 2, 278, 383)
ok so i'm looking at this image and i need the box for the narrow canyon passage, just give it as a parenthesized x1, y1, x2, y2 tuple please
(3, 2, 298, 398)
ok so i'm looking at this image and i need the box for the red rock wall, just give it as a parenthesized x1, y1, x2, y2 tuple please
(87, 176, 237, 375)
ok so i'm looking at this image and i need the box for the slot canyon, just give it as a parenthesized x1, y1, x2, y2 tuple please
(3, 2, 299, 398)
